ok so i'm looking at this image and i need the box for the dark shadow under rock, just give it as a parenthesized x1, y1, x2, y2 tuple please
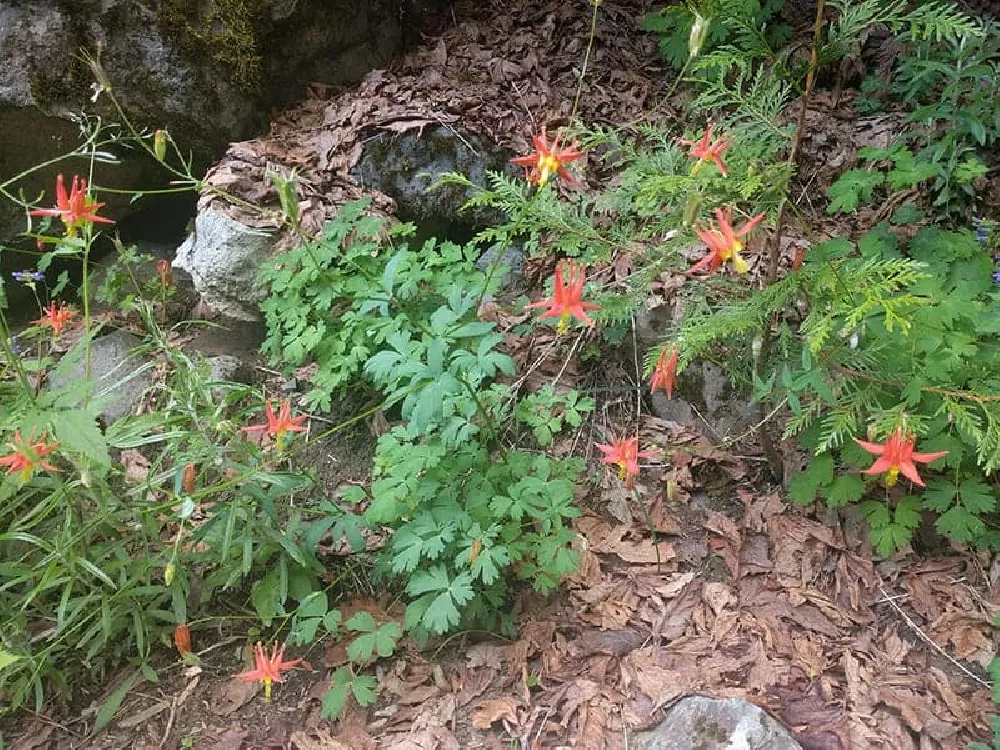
(351, 124, 517, 240)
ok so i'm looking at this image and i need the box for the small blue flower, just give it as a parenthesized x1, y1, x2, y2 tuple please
(8, 334, 25, 356)
(11, 270, 44, 283)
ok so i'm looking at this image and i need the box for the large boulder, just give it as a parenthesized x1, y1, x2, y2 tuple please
(172, 207, 275, 321)
(0, 0, 446, 245)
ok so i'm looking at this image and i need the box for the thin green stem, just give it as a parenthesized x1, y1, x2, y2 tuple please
(0, 312, 34, 396)
(570, 1, 602, 121)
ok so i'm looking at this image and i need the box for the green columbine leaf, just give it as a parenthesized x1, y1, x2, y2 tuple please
(788, 454, 835, 505)
(346, 611, 377, 633)
(825, 473, 866, 508)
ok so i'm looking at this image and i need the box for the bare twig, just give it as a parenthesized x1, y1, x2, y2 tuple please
(877, 586, 992, 690)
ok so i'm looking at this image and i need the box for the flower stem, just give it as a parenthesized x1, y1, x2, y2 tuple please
(753, 0, 826, 480)
(570, 1, 601, 121)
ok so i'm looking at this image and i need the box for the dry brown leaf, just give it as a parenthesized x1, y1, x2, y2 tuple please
(210, 676, 258, 716)
(290, 728, 353, 750)
(453, 666, 495, 708)
(119, 449, 150, 485)
(470, 697, 519, 730)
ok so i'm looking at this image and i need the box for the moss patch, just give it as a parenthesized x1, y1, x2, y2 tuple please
(155, 0, 266, 92)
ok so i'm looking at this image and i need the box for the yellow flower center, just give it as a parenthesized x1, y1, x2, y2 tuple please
(262, 675, 273, 701)
(538, 154, 560, 186)
(556, 310, 571, 335)
(885, 466, 900, 487)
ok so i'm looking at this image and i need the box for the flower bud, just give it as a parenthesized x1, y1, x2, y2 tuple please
(682, 192, 703, 228)
(666, 476, 679, 503)
(154, 130, 167, 162)
(689, 12, 710, 60)
(174, 623, 192, 655)
(182, 462, 196, 494)
(164, 561, 176, 586)
(157, 259, 173, 289)
(792, 246, 805, 270)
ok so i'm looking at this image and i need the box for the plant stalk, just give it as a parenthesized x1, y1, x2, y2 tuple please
(753, 0, 826, 480)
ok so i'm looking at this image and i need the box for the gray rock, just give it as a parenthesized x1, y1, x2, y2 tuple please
(172, 208, 275, 321)
(49, 330, 154, 425)
(649, 361, 759, 446)
(476, 243, 526, 294)
(351, 125, 516, 237)
(207, 355, 251, 385)
(206, 354, 252, 401)
(631, 696, 802, 750)
(0, 0, 447, 244)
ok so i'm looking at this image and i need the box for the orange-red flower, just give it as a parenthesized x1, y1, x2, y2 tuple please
(678, 124, 731, 177)
(510, 127, 584, 187)
(596, 435, 657, 488)
(526, 260, 600, 334)
(27, 174, 113, 236)
(32, 301, 77, 336)
(855, 427, 948, 487)
(236, 641, 302, 700)
(174, 623, 192, 655)
(650, 345, 678, 399)
(690, 207, 766, 275)
(243, 398, 308, 449)
(157, 259, 173, 288)
(0, 432, 59, 482)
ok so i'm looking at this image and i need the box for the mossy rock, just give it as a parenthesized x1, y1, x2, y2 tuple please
(155, 0, 266, 93)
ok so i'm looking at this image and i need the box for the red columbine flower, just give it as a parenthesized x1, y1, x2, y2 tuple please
(650, 345, 678, 399)
(0, 431, 59, 482)
(32, 301, 77, 336)
(855, 427, 948, 487)
(236, 641, 302, 700)
(678, 124, 731, 177)
(690, 207, 766, 275)
(526, 260, 600, 334)
(596, 435, 657, 489)
(243, 398, 308, 450)
(510, 127, 584, 187)
(27, 174, 113, 237)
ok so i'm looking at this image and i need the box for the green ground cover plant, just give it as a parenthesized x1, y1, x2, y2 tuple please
(1, 0, 998, 738)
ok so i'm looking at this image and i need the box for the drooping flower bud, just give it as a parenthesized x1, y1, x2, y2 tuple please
(182, 462, 196, 494)
(174, 623, 192, 655)
(689, 12, 710, 60)
(682, 192, 703, 228)
(154, 130, 168, 162)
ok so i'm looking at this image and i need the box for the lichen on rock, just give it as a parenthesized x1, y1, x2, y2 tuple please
(155, 0, 266, 92)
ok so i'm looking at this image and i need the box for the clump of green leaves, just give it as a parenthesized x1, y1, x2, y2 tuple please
(740, 221, 1000, 555)
(515, 385, 595, 447)
(643, 0, 790, 70)
(259, 199, 492, 413)
(258, 199, 588, 643)
(851, 19, 998, 215)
